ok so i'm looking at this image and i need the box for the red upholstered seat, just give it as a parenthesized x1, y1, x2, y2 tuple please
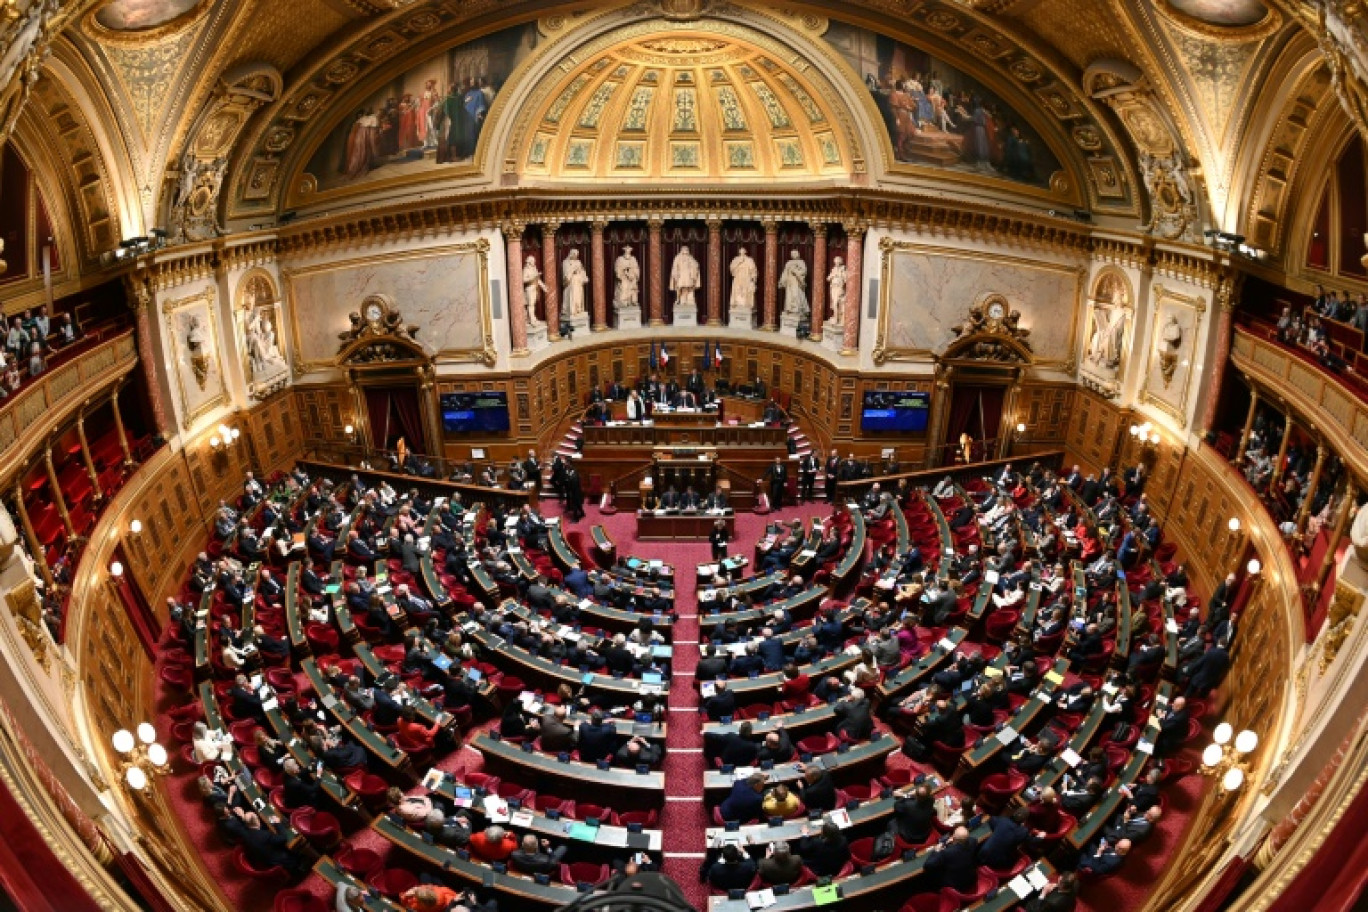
(232, 847, 290, 884)
(560, 862, 609, 887)
(368, 868, 419, 899)
(273, 889, 328, 912)
(940, 869, 996, 905)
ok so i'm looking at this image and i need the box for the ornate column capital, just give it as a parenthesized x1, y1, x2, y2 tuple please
(543, 219, 563, 234)
(590, 218, 606, 235)
(812, 223, 828, 238)
(647, 215, 665, 230)
(501, 220, 527, 242)
(763, 219, 780, 235)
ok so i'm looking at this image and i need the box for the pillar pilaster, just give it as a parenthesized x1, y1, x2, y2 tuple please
(648, 218, 665, 326)
(590, 221, 608, 331)
(842, 222, 864, 355)
(706, 219, 723, 326)
(810, 224, 828, 341)
(762, 220, 779, 331)
(543, 222, 562, 340)
(503, 222, 529, 356)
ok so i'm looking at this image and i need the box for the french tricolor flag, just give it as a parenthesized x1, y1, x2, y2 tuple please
(659, 344, 669, 368)
(713, 343, 723, 368)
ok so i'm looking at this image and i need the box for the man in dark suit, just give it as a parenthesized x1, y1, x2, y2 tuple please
(923, 827, 979, 892)
(765, 457, 788, 508)
(798, 452, 818, 503)
(696, 645, 728, 682)
(706, 845, 758, 892)
(757, 728, 795, 765)
(1076, 838, 1130, 875)
(718, 773, 766, 823)
(510, 834, 567, 876)
(1103, 804, 1161, 844)
(795, 821, 849, 877)
(346, 531, 376, 562)
(228, 675, 265, 722)
(832, 688, 874, 741)
(538, 706, 576, 753)
(576, 712, 620, 764)
(977, 808, 1032, 870)
(1153, 696, 1191, 756)
(825, 451, 840, 503)
(708, 723, 761, 767)
(238, 814, 305, 874)
(686, 369, 705, 397)
(371, 680, 405, 728)
(703, 680, 737, 721)
(891, 786, 938, 844)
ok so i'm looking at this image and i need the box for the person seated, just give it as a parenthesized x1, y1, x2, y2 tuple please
(892, 785, 937, 845)
(1076, 837, 1131, 875)
(703, 485, 730, 512)
(978, 807, 1033, 870)
(757, 841, 804, 886)
(706, 844, 758, 892)
(659, 486, 680, 511)
(762, 783, 804, 819)
(680, 486, 701, 511)
(614, 735, 663, 768)
(510, 833, 568, 876)
(923, 826, 978, 892)
(469, 824, 519, 862)
(191, 722, 233, 763)
(795, 820, 850, 878)
(718, 772, 767, 823)
(236, 812, 307, 874)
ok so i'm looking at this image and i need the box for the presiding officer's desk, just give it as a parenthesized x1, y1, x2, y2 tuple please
(638, 511, 735, 541)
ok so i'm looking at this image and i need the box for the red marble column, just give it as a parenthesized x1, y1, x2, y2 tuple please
(762, 221, 779, 330)
(648, 218, 665, 326)
(1201, 298, 1235, 434)
(543, 222, 561, 340)
(505, 225, 528, 354)
(707, 220, 723, 326)
(810, 224, 828, 342)
(591, 221, 608, 331)
(842, 223, 863, 354)
(126, 278, 168, 435)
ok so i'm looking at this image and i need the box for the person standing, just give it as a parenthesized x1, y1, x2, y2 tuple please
(765, 457, 788, 509)
(564, 466, 585, 522)
(825, 449, 840, 503)
(798, 451, 818, 503)
(710, 519, 730, 562)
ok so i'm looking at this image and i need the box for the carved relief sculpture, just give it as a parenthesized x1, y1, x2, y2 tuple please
(170, 152, 228, 243)
(1158, 313, 1183, 387)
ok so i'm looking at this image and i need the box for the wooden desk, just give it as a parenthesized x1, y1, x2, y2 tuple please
(429, 776, 664, 853)
(313, 858, 403, 911)
(583, 423, 786, 448)
(547, 523, 582, 572)
(876, 628, 968, 702)
(725, 652, 860, 701)
(957, 657, 1070, 781)
(373, 814, 581, 906)
(301, 659, 411, 777)
(698, 586, 826, 638)
(702, 734, 897, 798)
(472, 732, 666, 801)
(637, 512, 735, 541)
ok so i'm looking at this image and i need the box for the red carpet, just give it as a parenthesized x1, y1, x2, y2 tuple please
(153, 494, 1213, 912)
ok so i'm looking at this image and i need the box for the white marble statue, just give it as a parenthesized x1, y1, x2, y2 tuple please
(779, 249, 809, 318)
(614, 245, 640, 309)
(1351, 501, 1368, 569)
(826, 256, 847, 323)
(522, 255, 547, 327)
(670, 246, 701, 308)
(562, 249, 589, 316)
(729, 247, 757, 311)
(246, 309, 287, 379)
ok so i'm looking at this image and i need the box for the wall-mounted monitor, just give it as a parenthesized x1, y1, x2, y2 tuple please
(860, 391, 930, 433)
(441, 392, 510, 434)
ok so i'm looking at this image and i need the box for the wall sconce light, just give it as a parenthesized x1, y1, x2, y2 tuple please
(344, 424, 356, 441)
(109, 561, 124, 580)
(129, 519, 142, 535)
(209, 436, 221, 450)
(1227, 517, 1241, 534)
(111, 722, 169, 792)
(1201, 722, 1258, 794)
(1247, 558, 1261, 576)
(1015, 422, 1027, 438)
(1129, 422, 1160, 452)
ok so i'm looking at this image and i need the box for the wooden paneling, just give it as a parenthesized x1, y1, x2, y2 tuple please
(294, 384, 352, 450)
(181, 429, 253, 517)
(120, 454, 201, 609)
(243, 390, 304, 476)
(1067, 388, 1126, 473)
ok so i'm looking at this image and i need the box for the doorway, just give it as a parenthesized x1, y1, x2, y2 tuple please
(364, 385, 428, 455)
(944, 384, 1006, 463)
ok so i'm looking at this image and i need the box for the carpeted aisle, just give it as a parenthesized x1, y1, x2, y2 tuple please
(545, 498, 836, 908)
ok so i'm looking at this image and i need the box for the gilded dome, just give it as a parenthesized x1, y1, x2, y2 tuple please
(518, 33, 855, 183)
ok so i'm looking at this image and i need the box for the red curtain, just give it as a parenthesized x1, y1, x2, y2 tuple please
(1266, 769, 1368, 912)
(0, 766, 105, 912)
(389, 386, 426, 454)
(943, 385, 1006, 462)
(365, 386, 426, 454)
(113, 545, 156, 660)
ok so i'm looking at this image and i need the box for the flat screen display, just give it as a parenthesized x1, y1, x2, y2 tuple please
(861, 391, 930, 433)
(441, 392, 510, 434)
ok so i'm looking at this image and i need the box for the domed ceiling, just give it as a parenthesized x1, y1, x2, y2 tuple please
(518, 33, 854, 182)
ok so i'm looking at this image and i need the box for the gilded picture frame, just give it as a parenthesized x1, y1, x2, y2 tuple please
(1140, 283, 1206, 427)
(283, 239, 496, 373)
(162, 287, 227, 430)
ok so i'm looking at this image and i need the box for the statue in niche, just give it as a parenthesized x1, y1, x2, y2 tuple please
(778, 249, 809, 319)
(827, 256, 847, 323)
(563, 249, 590, 317)
(670, 246, 701, 308)
(613, 245, 640, 311)
(245, 309, 286, 380)
(729, 247, 757, 311)
(522, 255, 546, 327)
